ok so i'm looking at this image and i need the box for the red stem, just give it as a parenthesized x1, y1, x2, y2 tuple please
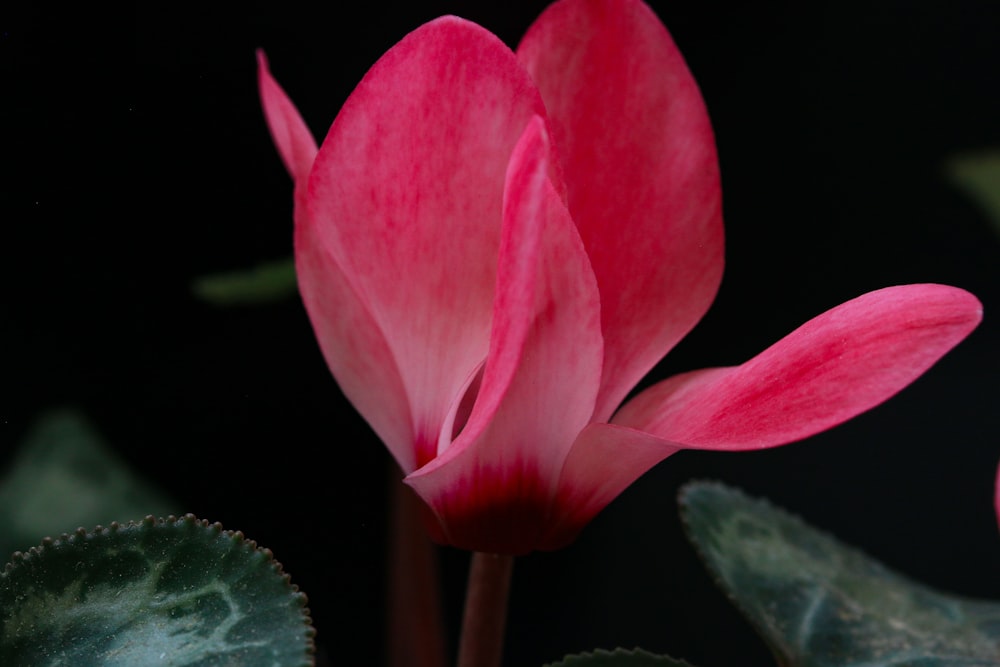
(386, 471, 447, 667)
(456, 552, 515, 667)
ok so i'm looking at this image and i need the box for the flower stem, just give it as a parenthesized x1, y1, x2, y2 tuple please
(456, 552, 514, 667)
(387, 469, 446, 667)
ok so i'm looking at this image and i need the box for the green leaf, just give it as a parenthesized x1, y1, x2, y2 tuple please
(944, 148, 1000, 237)
(1, 514, 315, 666)
(544, 648, 699, 667)
(191, 257, 297, 305)
(679, 481, 1000, 667)
(0, 408, 176, 559)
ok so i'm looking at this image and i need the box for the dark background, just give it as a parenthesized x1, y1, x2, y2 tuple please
(2, 1, 998, 665)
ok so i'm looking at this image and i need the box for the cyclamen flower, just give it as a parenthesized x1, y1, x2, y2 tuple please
(258, 0, 981, 554)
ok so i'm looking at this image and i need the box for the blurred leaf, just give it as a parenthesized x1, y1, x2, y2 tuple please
(544, 648, 699, 667)
(0, 408, 176, 559)
(944, 148, 1000, 236)
(679, 481, 1000, 667)
(1, 514, 315, 666)
(191, 257, 297, 305)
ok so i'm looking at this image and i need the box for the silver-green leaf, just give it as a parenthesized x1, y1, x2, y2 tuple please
(679, 481, 1000, 667)
(1, 514, 315, 666)
(0, 408, 176, 560)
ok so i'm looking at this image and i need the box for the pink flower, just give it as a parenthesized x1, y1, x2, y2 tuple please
(258, 0, 982, 554)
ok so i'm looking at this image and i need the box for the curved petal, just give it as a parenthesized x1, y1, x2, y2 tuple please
(259, 50, 416, 469)
(540, 422, 683, 550)
(517, 0, 724, 421)
(296, 213, 417, 471)
(405, 118, 604, 555)
(614, 284, 983, 449)
(257, 50, 318, 186)
(306, 17, 550, 464)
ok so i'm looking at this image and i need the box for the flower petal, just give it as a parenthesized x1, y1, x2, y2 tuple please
(517, 0, 724, 421)
(257, 50, 318, 186)
(296, 213, 417, 471)
(258, 51, 417, 469)
(405, 118, 604, 554)
(541, 422, 683, 550)
(614, 284, 983, 449)
(306, 17, 550, 465)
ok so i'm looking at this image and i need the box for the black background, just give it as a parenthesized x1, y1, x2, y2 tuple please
(2, 2, 998, 665)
